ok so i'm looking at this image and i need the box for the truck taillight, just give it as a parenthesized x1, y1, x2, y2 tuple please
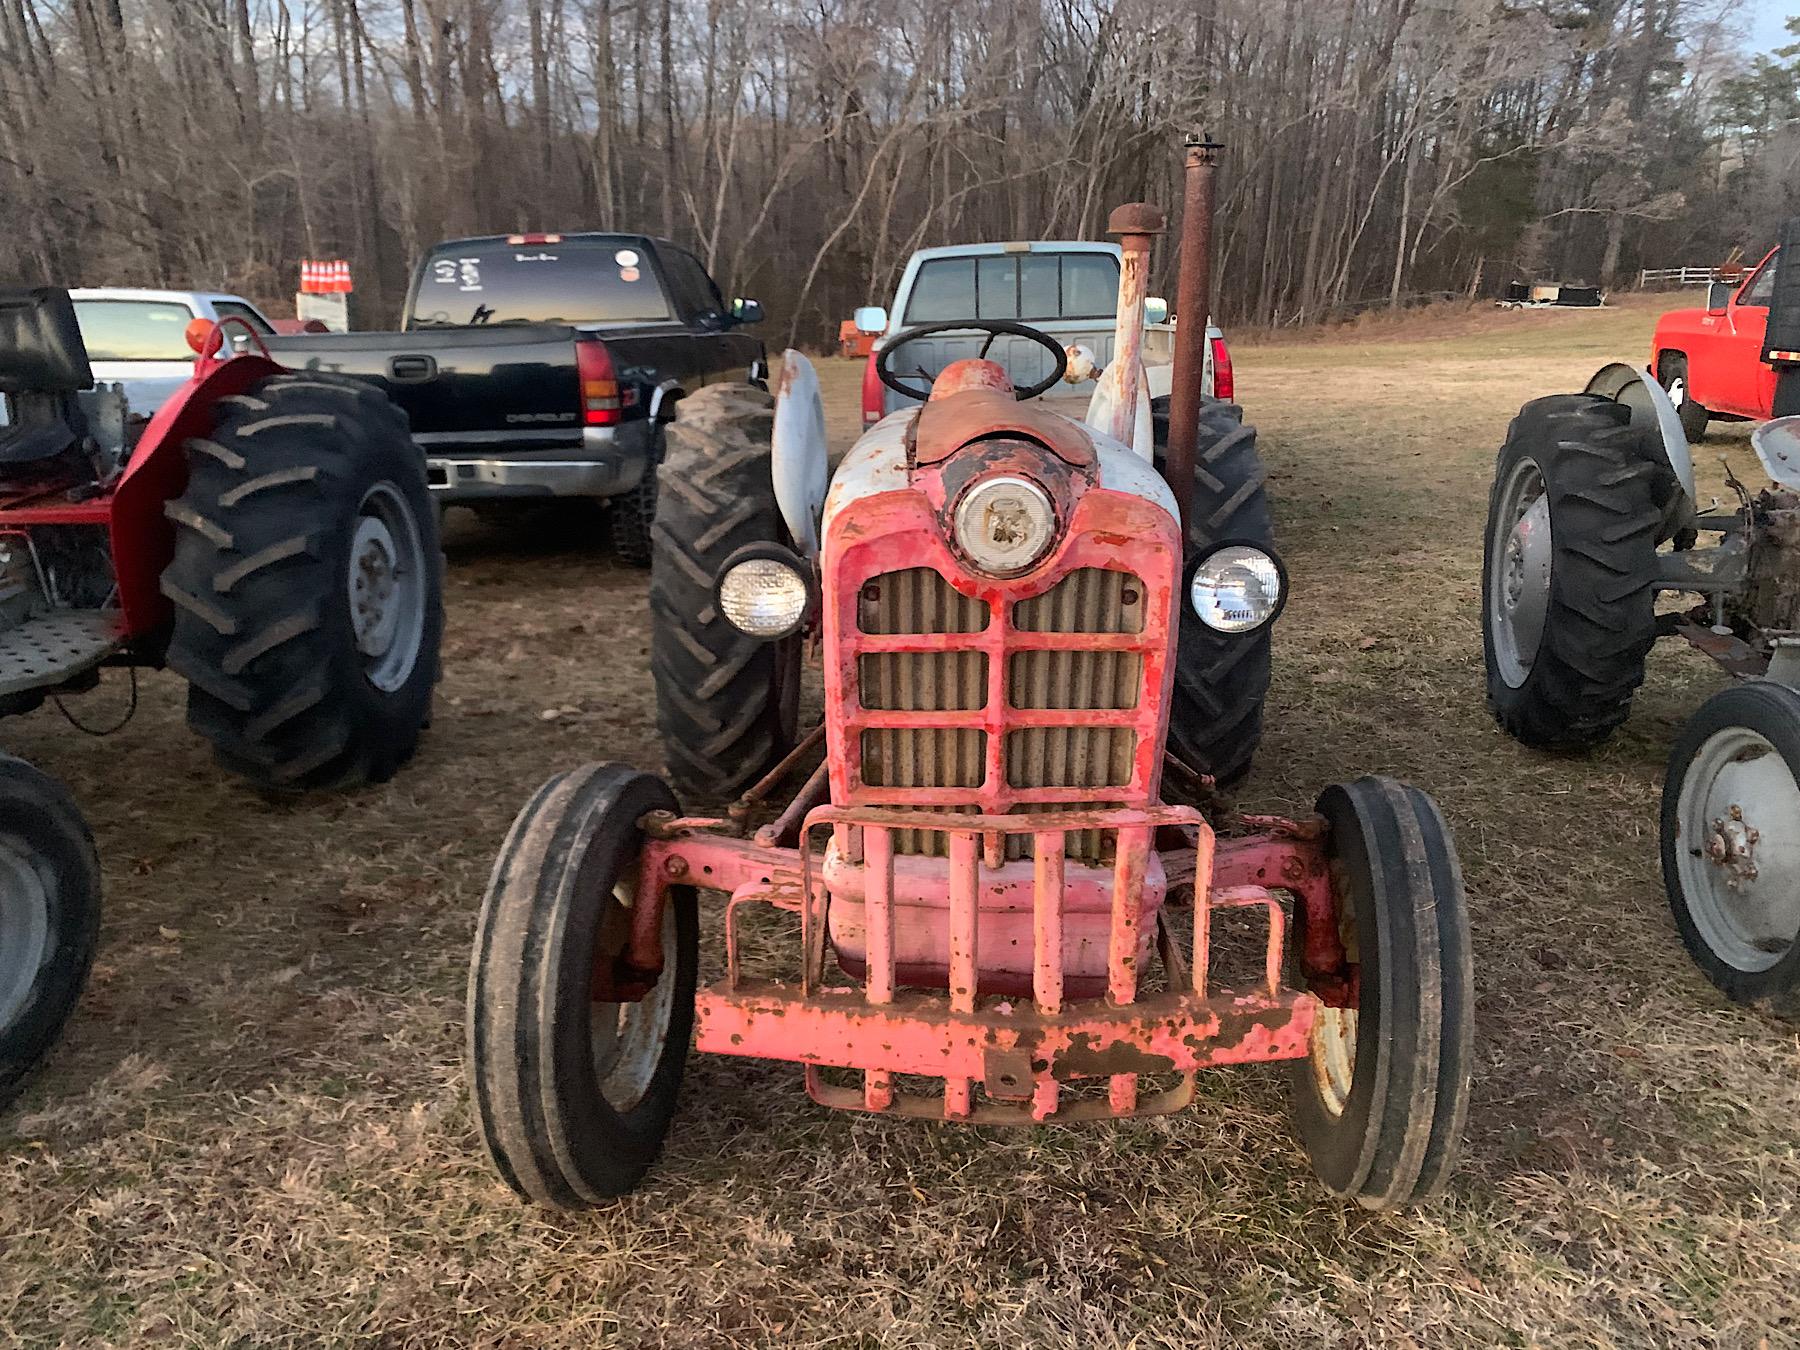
(576, 339, 622, 426)
(1210, 335, 1234, 403)
(861, 351, 884, 427)
(506, 232, 563, 245)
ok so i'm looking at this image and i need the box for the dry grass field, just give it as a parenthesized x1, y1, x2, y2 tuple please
(4, 295, 1798, 1348)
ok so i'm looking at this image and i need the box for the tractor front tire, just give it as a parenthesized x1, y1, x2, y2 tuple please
(467, 763, 698, 1206)
(650, 383, 800, 802)
(0, 756, 101, 1110)
(163, 372, 444, 792)
(1153, 397, 1273, 785)
(1289, 777, 1473, 1210)
(1482, 395, 1666, 749)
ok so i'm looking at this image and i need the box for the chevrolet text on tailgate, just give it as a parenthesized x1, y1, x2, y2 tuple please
(264, 232, 766, 564)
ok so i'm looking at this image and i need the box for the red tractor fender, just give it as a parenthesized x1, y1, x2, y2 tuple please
(108, 343, 284, 638)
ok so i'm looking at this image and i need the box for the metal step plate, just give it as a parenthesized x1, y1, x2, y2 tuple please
(0, 611, 124, 696)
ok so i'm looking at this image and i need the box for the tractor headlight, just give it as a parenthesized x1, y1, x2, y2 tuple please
(1189, 543, 1286, 634)
(715, 544, 813, 640)
(952, 475, 1057, 575)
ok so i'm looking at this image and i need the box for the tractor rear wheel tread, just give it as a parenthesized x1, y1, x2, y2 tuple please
(164, 376, 442, 792)
(1153, 397, 1274, 786)
(1482, 395, 1667, 749)
(650, 383, 799, 802)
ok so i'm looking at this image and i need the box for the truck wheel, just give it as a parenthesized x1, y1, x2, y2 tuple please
(1289, 777, 1473, 1210)
(1482, 395, 1665, 749)
(163, 373, 444, 791)
(607, 433, 659, 569)
(650, 383, 800, 801)
(467, 763, 697, 1206)
(1153, 397, 1273, 785)
(1660, 682, 1800, 1015)
(1657, 353, 1710, 443)
(0, 756, 101, 1110)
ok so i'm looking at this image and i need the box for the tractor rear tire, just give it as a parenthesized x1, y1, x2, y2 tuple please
(650, 383, 800, 802)
(1657, 352, 1710, 443)
(1153, 397, 1273, 786)
(0, 756, 101, 1110)
(1482, 395, 1666, 749)
(163, 372, 443, 792)
(467, 763, 698, 1206)
(1289, 776, 1473, 1210)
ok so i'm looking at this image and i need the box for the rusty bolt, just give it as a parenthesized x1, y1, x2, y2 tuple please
(1281, 855, 1307, 883)
(663, 855, 689, 878)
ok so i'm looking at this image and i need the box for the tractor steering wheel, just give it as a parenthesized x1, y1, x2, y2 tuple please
(875, 320, 1068, 403)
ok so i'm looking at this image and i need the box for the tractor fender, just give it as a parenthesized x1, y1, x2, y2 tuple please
(1583, 361, 1695, 505)
(1752, 416, 1800, 492)
(771, 349, 828, 557)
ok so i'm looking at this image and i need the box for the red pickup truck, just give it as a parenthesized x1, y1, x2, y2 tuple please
(1652, 226, 1800, 439)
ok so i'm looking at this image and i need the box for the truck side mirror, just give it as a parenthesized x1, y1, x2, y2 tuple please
(731, 297, 764, 325)
(1144, 297, 1169, 325)
(854, 306, 888, 335)
(1706, 281, 1732, 314)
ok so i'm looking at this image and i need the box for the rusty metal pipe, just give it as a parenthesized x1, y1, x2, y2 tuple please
(1104, 202, 1166, 448)
(1164, 132, 1224, 525)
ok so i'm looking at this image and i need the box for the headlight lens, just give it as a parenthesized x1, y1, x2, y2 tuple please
(718, 555, 810, 638)
(952, 475, 1057, 574)
(1190, 544, 1284, 633)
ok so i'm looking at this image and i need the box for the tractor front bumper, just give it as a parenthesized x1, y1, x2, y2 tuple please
(626, 803, 1345, 1123)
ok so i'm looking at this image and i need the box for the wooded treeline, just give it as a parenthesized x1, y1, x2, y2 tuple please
(1, 0, 1795, 341)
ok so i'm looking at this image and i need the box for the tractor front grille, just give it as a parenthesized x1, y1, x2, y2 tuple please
(857, 566, 1145, 857)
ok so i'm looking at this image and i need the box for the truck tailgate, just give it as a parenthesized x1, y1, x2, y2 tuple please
(262, 324, 580, 445)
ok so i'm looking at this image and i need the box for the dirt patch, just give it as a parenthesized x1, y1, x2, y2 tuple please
(3, 314, 1797, 1347)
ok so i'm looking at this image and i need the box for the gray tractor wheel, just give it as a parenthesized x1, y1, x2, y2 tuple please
(649, 383, 800, 802)
(1661, 682, 1800, 1016)
(1153, 397, 1273, 785)
(0, 756, 101, 1110)
(163, 373, 444, 791)
(1482, 394, 1667, 749)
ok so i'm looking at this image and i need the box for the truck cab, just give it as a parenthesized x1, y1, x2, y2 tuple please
(858, 241, 1229, 428)
(1652, 245, 1783, 426)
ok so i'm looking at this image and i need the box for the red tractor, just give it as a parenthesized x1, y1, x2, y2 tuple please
(1483, 223, 1800, 1013)
(0, 287, 442, 1107)
(467, 142, 1474, 1212)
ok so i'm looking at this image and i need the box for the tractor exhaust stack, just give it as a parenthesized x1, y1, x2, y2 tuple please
(1164, 131, 1224, 517)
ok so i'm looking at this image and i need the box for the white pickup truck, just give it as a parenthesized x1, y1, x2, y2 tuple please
(66, 288, 279, 417)
(856, 239, 1231, 427)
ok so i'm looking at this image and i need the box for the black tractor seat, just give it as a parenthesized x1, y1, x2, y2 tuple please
(0, 288, 94, 465)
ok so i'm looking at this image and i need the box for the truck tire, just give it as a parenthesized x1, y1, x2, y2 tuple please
(607, 432, 659, 569)
(163, 373, 444, 791)
(650, 383, 799, 802)
(0, 756, 101, 1110)
(1656, 352, 1709, 442)
(1153, 397, 1273, 786)
(1482, 394, 1665, 749)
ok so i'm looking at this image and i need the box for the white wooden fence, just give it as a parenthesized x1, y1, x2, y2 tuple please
(1639, 266, 1724, 288)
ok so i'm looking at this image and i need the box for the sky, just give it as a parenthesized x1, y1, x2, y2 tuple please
(1744, 0, 1797, 52)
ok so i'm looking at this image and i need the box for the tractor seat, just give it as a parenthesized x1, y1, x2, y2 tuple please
(0, 287, 94, 465)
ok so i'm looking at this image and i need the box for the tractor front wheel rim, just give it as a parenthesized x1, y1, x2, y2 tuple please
(347, 483, 426, 693)
(590, 885, 678, 1113)
(1676, 725, 1800, 972)
(1489, 460, 1552, 688)
(1308, 1006, 1358, 1117)
(0, 837, 52, 1031)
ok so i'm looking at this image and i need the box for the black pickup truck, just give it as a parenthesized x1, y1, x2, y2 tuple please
(263, 232, 766, 562)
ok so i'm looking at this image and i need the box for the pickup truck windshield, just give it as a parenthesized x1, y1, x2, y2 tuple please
(409, 239, 675, 327)
(72, 300, 195, 361)
(904, 253, 1120, 324)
